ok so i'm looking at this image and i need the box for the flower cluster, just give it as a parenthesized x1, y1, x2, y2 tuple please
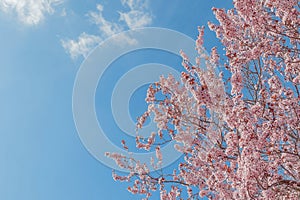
(108, 0, 300, 199)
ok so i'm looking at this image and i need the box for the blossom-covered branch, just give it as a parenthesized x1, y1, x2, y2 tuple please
(108, 0, 299, 199)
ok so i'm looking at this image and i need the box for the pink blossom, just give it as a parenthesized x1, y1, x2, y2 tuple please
(108, 0, 300, 199)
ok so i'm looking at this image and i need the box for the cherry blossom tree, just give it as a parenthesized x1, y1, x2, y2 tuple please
(106, 0, 300, 199)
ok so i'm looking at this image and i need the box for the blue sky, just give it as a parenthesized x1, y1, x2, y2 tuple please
(0, 0, 232, 199)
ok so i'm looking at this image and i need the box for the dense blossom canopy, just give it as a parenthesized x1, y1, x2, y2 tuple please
(106, 0, 300, 199)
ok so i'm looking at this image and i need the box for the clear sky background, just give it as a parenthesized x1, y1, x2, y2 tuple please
(0, 0, 232, 199)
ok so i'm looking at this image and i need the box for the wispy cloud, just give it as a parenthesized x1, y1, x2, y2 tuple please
(0, 0, 63, 25)
(88, 4, 123, 37)
(120, 0, 148, 10)
(61, 33, 102, 59)
(62, 0, 153, 60)
(119, 0, 152, 29)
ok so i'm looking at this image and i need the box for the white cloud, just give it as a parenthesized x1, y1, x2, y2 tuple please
(120, 0, 148, 10)
(0, 0, 63, 25)
(119, 10, 152, 29)
(62, 0, 153, 60)
(88, 4, 123, 37)
(61, 33, 102, 59)
(119, 0, 152, 29)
